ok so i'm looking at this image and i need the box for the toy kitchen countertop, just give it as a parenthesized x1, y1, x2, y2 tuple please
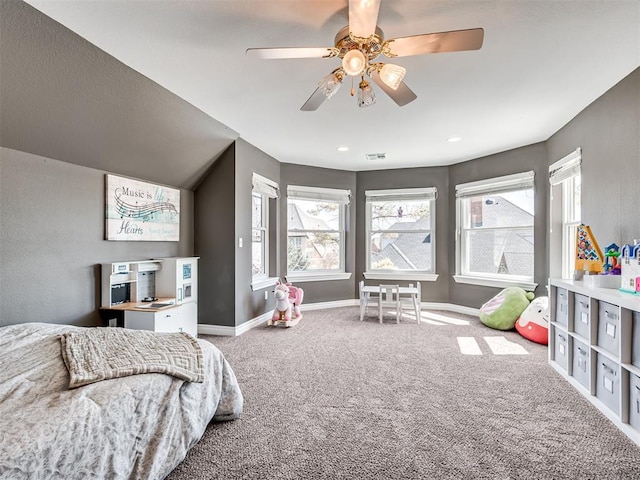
(101, 298, 178, 312)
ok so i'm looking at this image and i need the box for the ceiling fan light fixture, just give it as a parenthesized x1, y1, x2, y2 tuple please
(318, 71, 344, 99)
(342, 49, 367, 76)
(357, 79, 376, 108)
(379, 63, 406, 90)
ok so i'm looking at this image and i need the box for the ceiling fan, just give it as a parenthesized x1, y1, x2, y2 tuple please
(246, 0, 484, 111)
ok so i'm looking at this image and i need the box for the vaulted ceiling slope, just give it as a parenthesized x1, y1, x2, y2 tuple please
(20, 0, 640, 172)
(0, 0, 238, 190)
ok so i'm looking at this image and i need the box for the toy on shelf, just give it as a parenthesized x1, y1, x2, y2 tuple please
(620, 243, 640, 295)
(575, 224, 603, 274)
(268, 281, 304, 327)
(602, 243, 621, 275)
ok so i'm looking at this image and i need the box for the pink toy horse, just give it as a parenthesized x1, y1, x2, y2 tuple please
(269, 281, 304, 327)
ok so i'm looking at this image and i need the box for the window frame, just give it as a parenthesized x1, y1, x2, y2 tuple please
(454, 171, 537, 290)
(363, 187, 439, 282)
(251, 191, 268, 280)
(286, 185, 352, 283)
(549, 148, 581, 280)
(251, 173, 279, 291)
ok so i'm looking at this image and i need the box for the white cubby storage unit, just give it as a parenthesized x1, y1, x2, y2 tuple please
(549, 278, 640, 445)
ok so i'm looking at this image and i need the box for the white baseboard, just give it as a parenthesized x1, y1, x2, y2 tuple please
(198, 300, 479, 337)
(421, 302, 480, 317)
(301, 299, 359, 310)
(197, 324, 236, 336)
(198, 311, 271, 337)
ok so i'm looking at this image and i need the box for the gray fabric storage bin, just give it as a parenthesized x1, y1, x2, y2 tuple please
(632, 311, 640, 368)
(597, 301, 620, 357)
(571, 338, 590, 389)
(596, 352, 620, 415)
(573, 293, 590, 339)
(630, 373, 640, 433)
(555, 288, 568, 326)
(553, 329, 569, 371)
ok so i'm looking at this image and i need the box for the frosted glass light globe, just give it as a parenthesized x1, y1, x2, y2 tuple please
(342, 50, 366, 76)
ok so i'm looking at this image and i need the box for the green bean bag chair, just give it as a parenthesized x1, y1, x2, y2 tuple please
(479, 287, 535, 330)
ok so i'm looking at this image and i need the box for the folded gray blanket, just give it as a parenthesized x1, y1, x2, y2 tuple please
(60, 327, 204, 388)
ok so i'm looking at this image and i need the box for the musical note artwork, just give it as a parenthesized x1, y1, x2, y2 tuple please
(105, 174, 180, 241)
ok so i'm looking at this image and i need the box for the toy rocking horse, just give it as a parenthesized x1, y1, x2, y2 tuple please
(268, 281, 304, 327)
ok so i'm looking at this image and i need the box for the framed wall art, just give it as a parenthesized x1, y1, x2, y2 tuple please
(105, 174, 180, 241)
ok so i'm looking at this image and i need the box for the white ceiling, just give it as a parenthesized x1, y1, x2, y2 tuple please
(25, 0, 640, 172)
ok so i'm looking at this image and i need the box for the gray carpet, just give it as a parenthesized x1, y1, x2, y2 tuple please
(167, 307, 640, 479)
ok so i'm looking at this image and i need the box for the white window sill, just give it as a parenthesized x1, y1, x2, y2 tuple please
(285, 272, 352, 283)
(363, 272, 439, 282)
(251, 276, 279, 291)
(453, 275, 537, 291)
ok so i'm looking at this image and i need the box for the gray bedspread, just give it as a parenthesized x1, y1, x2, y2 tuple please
(0, 323, 243, 480)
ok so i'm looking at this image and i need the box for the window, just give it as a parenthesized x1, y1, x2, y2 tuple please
(364, 188, 438, 281)
(251, 173, 279, 289)
(286, 185, 351, 282)
(549, 148, 581, 279)
(455, 171, 536, 289)
(251, 192, 267, 277)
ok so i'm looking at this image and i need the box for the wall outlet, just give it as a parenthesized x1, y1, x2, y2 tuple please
(264, 290, 269, 300)
(238, 237, 243, 248)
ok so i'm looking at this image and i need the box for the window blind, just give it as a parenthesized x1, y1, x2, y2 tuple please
(287, 185, 351, 205)
(365, 187, 437, 203)
(252, 173, 279, 198)
(549, 148, 581, 186)
(455, 171, 535, 198)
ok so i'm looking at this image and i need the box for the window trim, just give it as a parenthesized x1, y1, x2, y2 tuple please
(549, 148, 582, 279)
(364, 187, 437, 279)
(455, 171, 536, 287)
(251, 192, 268, 281)
(251, 173, 279, 289)
(286, 185, 351, 280)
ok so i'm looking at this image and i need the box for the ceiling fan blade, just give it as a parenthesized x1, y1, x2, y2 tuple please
(300, 86, 330, 111)
(369, 70, 417, 107)
(385, 28, 484, 57)
(246, 47, 336, 60)
(349, 0, 381, 38)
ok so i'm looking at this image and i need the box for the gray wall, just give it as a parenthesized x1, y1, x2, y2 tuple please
(356, 167, 450, 302)
(0, 147, 193, 327)
(547, 68, 640, 247)
(1, 0, 638, 327)
(0, 0, 236, 191)
(280, 163, 358, 303)
(448, 143, 549, 308)
(235, 139, 281, 325)
(194, 144, 236, 327)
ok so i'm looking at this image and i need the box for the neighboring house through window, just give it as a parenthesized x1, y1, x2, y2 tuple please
(454, 171, 536, 290)
(549, 148, 581, 279)
(364, 187, 438, 281)
(251, 173, 279, 290)
(286, 185, 352, 282)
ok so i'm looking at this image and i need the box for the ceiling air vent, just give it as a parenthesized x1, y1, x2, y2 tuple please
(365, 153, 386, 161)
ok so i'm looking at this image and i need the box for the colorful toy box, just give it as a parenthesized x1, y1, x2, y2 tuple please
(620, 244, 640, 294)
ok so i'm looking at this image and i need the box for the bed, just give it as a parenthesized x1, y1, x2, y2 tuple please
(0, 322, 243, 479)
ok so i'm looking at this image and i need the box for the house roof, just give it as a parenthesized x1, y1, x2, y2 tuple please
(371, 197, 534, 275)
